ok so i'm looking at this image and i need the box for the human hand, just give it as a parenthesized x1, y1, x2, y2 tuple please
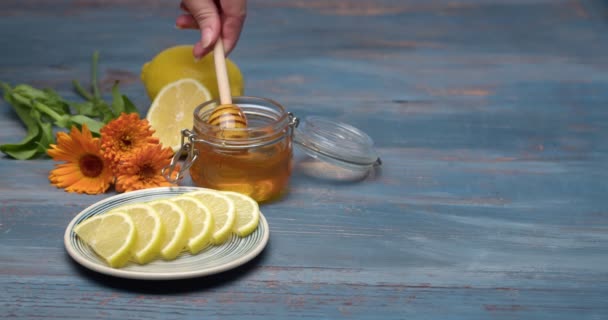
(176, 0, 247, 59)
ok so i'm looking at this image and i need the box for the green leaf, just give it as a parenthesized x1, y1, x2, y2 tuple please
(0, 83, 46, 159)
(2, 50, 140, 160)
(0, 143, 42, 160)
(111, 81, 139, 117)
(95, 100, 116, 123)
(111, 81, 125, 115)
(72, 79, 94, 101)
(11, 85, 70, 115)
(39, 88, 70, 114)
(70, 115, 104, 135)
(2, 117, 40, 146)
(12, 84, 48, 100)
(0, 117, 50, 158)
(36, 121, 54, 154)
(122, 95, 139, 115)
(54, 115, 73, 128)
(0, 126, 39, 151)
(71, 101, 99, 117)
(32, 100, 66, 125)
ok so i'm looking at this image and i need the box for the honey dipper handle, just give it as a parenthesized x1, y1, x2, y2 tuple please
(213, 38, 232, 105)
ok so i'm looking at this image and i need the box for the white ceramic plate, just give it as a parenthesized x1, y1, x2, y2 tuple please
(64, 186, 269, 280)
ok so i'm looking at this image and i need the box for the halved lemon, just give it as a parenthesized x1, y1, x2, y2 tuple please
(140, 44, 244, 101)
(146, 78, 211, 151)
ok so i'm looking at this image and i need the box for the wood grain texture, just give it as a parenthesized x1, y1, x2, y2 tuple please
(1, 0, 607, 319)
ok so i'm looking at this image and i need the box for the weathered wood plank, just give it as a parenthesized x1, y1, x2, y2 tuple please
(1, 0, 607, 319)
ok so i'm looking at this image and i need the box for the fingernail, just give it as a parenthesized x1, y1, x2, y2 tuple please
(202, 27, 213, 48)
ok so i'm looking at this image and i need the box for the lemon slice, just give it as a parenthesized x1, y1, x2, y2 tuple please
(148, 199, 190, 260)
(73, 211, 136, 268)
(171, 196, 214, 254)
(222, 191, 260, 237)
(146, 78, 212, 151)
(116, 203, 164, 264)
(186, 189, 236, 245)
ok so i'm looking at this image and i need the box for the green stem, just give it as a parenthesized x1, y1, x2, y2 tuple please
(11, 93, 31, 106)
(33, 100, 63, 122)
(72, 80, 93, 101)
(92, 51, 101, 100)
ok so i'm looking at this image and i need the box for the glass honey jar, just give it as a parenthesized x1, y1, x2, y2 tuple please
(164, 96, 381, 202)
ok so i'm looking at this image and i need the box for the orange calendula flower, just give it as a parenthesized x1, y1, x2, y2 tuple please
(47, 124, 113, 195)
(100, 113, 159, 171)
(114, 143, 179, 193)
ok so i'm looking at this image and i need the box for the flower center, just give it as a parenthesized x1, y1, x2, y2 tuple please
(79, 154, 104, 177)
(121, 135, 133, 150)
(140, 164, 157, 180)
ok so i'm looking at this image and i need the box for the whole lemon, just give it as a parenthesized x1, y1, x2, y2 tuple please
(141, 45, 244, 101)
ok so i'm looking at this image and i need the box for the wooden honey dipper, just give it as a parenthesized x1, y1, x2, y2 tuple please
(207, 38, 248, 130)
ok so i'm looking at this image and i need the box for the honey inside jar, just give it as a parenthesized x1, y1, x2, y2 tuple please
(190, 97, 294, 202)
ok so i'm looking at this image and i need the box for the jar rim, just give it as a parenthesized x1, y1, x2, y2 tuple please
(192, 96, 292, 147)
(193, 96, 289, 133)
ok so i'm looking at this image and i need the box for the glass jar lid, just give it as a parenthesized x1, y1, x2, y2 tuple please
(293, 116, 381, 173)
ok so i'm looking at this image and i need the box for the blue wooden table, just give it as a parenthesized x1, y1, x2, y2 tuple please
(1, 0, 607, 318)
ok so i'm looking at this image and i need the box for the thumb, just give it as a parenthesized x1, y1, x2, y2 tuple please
(180, 0, 221, 59)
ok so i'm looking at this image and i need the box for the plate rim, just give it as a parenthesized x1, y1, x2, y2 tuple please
(64, 186, 270, 280)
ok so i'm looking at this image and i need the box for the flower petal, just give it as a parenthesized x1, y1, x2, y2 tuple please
(47, 124, 113, 195)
